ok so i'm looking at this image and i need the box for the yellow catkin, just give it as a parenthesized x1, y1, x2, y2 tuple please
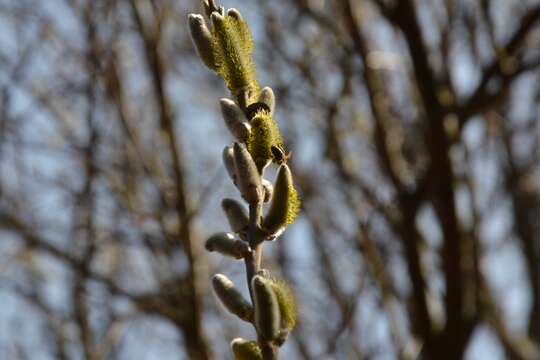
(232, 15, 253, 54)
(263, 164, 301, 234)
(271, 278, 297, 330)
(285, 184, 300, 226)
(247, 110, 284, 169)
(231, 339, 262, 360)
(212, 14, 259, 97)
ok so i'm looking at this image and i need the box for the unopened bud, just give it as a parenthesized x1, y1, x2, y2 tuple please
(252, 275, 280, 341)
(187, 14, 216, 70)
(231, 338, 262, 360)
(259, 87, 275, 115)
(222, 198, 249, 233)
(222, 146, 237, 184)
(220, 98, 251, 142)
(205, 232, 250, 259)
(212, 274, 254, 322)
(233, 142, 264, 204)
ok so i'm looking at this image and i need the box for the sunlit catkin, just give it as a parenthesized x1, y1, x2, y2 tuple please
(231, 338, 262, 360)
(263, 164, 300, 236)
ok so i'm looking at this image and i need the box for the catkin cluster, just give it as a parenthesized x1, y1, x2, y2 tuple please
(188, 1, 299, 358)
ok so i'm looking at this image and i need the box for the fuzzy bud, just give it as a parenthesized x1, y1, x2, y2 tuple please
(233, 142, 264, 204)
(262, 164, 300, 236)
(220, 98, 251, 142)
(222, 146, 237, 184)
(188, 14, 216, 70)
(212, 274, 254, 322)
(259, 86, 276, 115)
(252, 275, 280, 341)
(205, 232, 250, 259)
(231, 338, 262, 360)
(222, 198, 249, 234)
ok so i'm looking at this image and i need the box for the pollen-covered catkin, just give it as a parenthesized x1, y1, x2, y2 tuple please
(247, 110, 284, 171)
(263, 164, 300, 236)
(271, 278, 297, 331)
(231, 338, 262, 360)
(211, 11, 258, 100)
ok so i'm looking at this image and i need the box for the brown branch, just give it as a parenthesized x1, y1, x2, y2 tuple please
(379, 1, 472, 356)
(458, 4, 540, 123)
(341, 0, 436, 353)
(128, 1, 211, 358)
(9, 285, 69, 360)
(501, 120, 540, 343)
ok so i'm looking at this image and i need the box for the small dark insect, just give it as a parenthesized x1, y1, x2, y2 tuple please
(270, 145, 292, 164)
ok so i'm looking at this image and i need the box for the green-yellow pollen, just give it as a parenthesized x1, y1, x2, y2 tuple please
(271, 278, 297, 330)
(231, 339, 262, 360)
(263, 164, 300, 233)
(285, 185, 300, 226)
(212, 14, 259, 96)
(247, 109, 283, 168)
